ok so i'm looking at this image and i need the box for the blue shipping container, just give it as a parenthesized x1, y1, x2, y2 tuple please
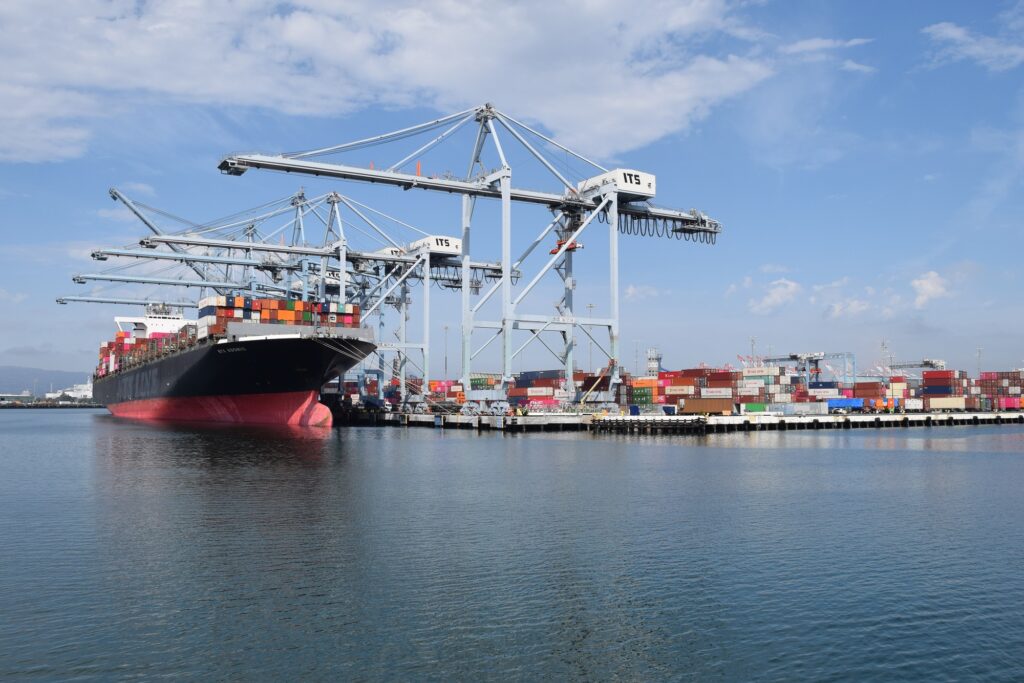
(827, 398, 864, 410)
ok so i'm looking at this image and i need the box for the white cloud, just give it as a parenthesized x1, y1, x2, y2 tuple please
(758, 263, 789, 273)
(812, 276, 850, 292)
(780, 37, 872, 55)
(840, 59, 876, 74)
(0, 289, 28, 305)
(826, 298, 870, 318)
(0, 0, 774, 162)
(120, 182, 155, 197)
(96, 206, 137, 223)
(625, 284, 667, 301)
(923, 21, 1024, 71)
(738, 53, 862, 168)
(911, 270, 950, 309)
(748, 278, 801, 314)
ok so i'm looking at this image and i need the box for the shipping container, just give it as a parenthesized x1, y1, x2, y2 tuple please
(678, 397, 734, 415)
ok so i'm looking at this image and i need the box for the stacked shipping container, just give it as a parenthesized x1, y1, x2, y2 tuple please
(95, 296, 360, 379)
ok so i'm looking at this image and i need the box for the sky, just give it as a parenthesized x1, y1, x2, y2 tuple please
(0, 0, 1022, 377)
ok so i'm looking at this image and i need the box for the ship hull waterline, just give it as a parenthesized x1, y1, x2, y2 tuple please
(93, 333, 374, 427)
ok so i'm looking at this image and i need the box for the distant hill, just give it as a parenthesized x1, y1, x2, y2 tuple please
(0, 366, 90, 396)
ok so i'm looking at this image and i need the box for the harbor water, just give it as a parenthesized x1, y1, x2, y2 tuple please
(2, 409, 1024, 680)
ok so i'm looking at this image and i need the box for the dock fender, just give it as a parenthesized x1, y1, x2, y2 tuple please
(843, 419, 851, 429)
(995, 415, 1002, 425)
(925, 416, 932, 427)
(874, 417, 881, 429)
(902, 417, 909, 428)
(972, 415, 979, 425)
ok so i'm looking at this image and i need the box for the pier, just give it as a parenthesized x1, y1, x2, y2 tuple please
(379, 411, 1024, 434)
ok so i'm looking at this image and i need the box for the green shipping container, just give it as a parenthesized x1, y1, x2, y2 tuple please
(744, 403, 766, 413)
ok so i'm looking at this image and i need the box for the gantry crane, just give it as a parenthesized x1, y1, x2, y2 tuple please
(761, 351, 857, 386)
(888, 359, 946, 371)
(217, 103, 721, 408)
(58, 188, 505, 406)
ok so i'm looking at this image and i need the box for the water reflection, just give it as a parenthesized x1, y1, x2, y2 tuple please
(2, 412, 1023, 680)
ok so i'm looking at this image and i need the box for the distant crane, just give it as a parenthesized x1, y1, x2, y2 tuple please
(762, 351, 856, 386)
(888, 359, 946, 371)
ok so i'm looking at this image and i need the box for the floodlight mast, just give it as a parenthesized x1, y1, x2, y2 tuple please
(219, 103, 721, 405)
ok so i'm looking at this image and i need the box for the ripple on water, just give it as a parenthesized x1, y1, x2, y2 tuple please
(1, 412, 1023, 679)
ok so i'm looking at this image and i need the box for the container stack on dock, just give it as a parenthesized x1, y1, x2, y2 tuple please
(970, 371, 1023, 411)
(507, 370, 567, 408)
(613, 363, 1024, 417)
(921, 370, 967, 411)
(350, 360, 1024, 418)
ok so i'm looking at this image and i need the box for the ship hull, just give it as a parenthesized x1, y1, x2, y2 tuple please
(94, 333, 374, 426)
(105, 390, 333, 426)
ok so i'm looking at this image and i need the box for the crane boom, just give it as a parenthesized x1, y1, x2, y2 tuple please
(217, 154, 720, 236)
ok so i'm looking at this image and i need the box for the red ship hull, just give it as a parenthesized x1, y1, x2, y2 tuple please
(106, 390, 333, 426)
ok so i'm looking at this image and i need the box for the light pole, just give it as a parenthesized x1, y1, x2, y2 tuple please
(444, 324, 449, 379)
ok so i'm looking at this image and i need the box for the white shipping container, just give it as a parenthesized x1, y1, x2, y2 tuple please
(1011, 387, 1022, 395)
(1003, 379, 1010, 387)
(738, 387, 762, 396)
(890, 382, 907, 392)
(527, 387, 553, 397)
(741, 379, 765, 388)
(701, 387, 733, 398)
(780, 376, 791, 385)
(929, 397, 966, 410)
(553, 389, 570, 399)
(449, 384, 464, 392)
(808, 388, 840, 398)
(970, 387, 981, 395)
(905, 398, 924, 411)
(743, 366, 780, 377)
(792, 402, 829, 416)
(773, 394, 792, 403)
(664, 385, 695, 396)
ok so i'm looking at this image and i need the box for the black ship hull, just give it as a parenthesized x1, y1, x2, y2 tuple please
(93, 333, 375, 426)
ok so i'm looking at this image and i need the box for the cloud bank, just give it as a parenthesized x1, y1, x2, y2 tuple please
(0, 0, 773, 162)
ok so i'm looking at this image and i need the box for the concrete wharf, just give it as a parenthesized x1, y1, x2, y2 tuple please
(380, 411, 1024, 434)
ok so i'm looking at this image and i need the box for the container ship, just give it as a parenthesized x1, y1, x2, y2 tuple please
(92, 296, 375, 426)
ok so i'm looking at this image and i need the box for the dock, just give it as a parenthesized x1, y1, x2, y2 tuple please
(380, 411, 1024, 434)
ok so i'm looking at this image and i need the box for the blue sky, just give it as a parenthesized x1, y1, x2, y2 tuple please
(0, 0, 1022, 376)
